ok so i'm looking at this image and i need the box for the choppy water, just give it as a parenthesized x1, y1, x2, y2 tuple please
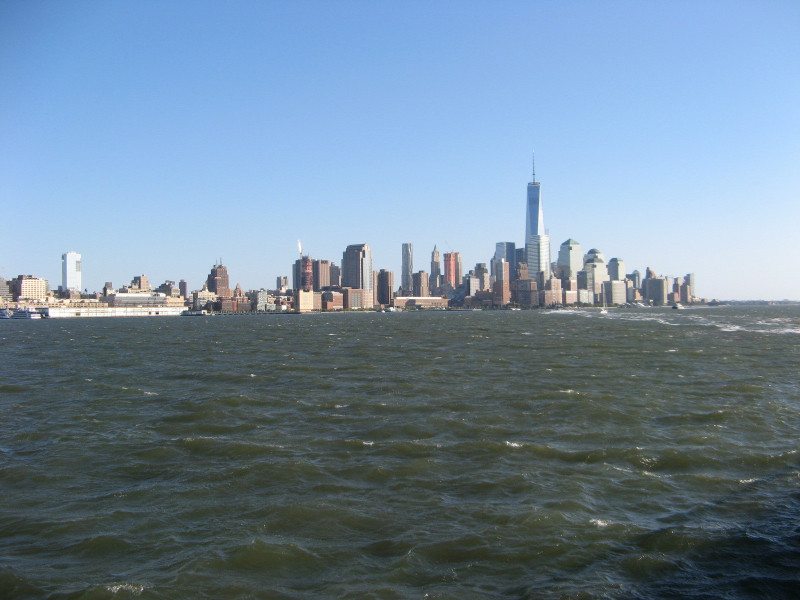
(1, 305, 798, 599)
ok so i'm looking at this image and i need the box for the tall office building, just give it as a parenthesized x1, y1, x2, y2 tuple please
(206, 263, 231, 298)
(494, 243, 516, 280)
(401, 243, 413, 294)
(607, 258, 626, 281)
(557, 239, 582, 279)
(61, 251, 82, 293)
(443, 252, 462, 288)
(430, 246, 442, 292)
(342, 243, 374, 306)
(525, 153, 550, 281)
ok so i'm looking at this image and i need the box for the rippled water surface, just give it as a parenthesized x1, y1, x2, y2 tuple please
(1, 306, 799, 599)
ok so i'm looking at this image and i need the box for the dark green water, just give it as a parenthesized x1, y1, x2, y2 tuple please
(1, 306, 798, 599)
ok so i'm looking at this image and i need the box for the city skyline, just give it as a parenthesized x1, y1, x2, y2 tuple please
(1, 2, 798, 300)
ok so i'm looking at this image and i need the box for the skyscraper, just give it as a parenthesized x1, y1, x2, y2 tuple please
(525, 153, 550, 282)
(206, 263, 231, 298)
(412, 271, 429, 297)
(443, 252, 462, 288)
(376, 269, 394, 306)
(494, 243, 516, 280)
(342, 243, 373, 306)
(312, 259, 330, 291)
(430, 245, 442, 293)
(401, 243, 413, 294)
(62, 251, 81, 293)
(557, 239, 582, 279)
(607, 258, 626, 281)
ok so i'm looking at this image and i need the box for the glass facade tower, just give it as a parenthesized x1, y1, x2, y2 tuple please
(62, 251, 82, 292)
(525, 172, 550, 279)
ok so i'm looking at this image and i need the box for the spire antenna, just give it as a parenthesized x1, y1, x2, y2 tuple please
(532, 150, 536, 183)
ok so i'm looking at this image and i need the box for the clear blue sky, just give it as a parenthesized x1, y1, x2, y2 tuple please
(1, 1, 798, 300)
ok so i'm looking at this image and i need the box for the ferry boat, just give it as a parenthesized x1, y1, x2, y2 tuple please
(0, 309, 12, 319)
(11, 308, 43, 319)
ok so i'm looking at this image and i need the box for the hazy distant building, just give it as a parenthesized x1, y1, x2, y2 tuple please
(276, 276, 289, 292)
(602, 280, 627, 305)
(685, 273, 697, 299)
(643, 275, 669, 305)
(430, 246, 442, 293)
(583, 248, 605, 267)
(607, 258, 626, 281)
(128, 275, 151, 292)
(342, 244, 373, 306)
(474, 263, 491, 291)
(628, 270, 641, 289)
(329, 262, 341, 288)
(584, 257, 609, 303)
(61, 251, 82, 293)
(179, 280, 189, 299)
(557, 239, 582, 279)
(525, 153, 551, 282)
(401, 243, 413, 294)
(443, 252, 462, 288)
(0, 278, 13, 302)
(156, 280, 182, 298)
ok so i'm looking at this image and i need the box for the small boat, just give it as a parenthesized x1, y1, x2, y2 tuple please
(11, 308, 43, 319)
(0, 309, 12, 319)
(672, 303, 685, 310)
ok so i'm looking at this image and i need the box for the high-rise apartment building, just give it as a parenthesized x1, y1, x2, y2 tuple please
(525, 153, 550, 281)
(329, 263, 341, 288)
(493, 259, 511, 306)
(412, 271, 429, 297)
(312, 259, 330, 291)
(342, 243, 373, 306)
(474, 263, 491, 291)
(443, 252, 462, 288)
(376, 269, 394, 306)
(61, 251, 82, 293)
(557, 239, 582, 279)
(13, 275, 49, 301)
(401, 243, 413, 294)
